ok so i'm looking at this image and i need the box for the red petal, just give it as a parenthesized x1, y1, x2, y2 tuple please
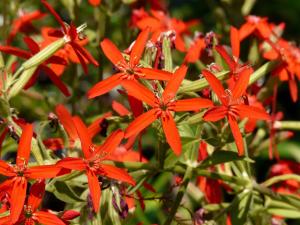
(100, 164, 135, 185)
(95, 129, 124, 157)
(46, 55, 68, 66)
(61, 210, 80, 220)
(73, 116, 93, 158)
(16, 123, 33, 167)
(161, 115, 181, 155)
(71, 41, 99, 66)
(127, 95, 143, 118)
(228, 116, 244, 156)
(28, 180, 45, 211)
(202, 70, 226, 104)
(122, 80, 157, 107)
(125, 109, 157, 138)
(26, 165, 62, 179)
(23, 36, 40, 54)
(173, 98, 213, 112)
(88, 112, 112, 138)
(174, 35, 186, 52)
(70, 42, 88, 74)
(230, 26, 240, 59)
(163, 65, 188, 101)
(87, 169, 101, 212)
(100, 39, 126, 67)
(203, 106, 227, 122)
(112, 101, 130, 116)
(184, 38, 206, 63)
(88, 0, 102, 6)
(10, 177, 27, 223)
(41, 66, 70, 97)
(0, 160, 14, 176)
(87, 73, 122, 98)
(236, 105, 270, 120)
(34, 211, 66, 225)
(55, 104, 78, 141)
(289, 78, 298, 102)
(239, 23, 255, 41)
(130, 28, 150, 67)
(231, 66, 252, 99)
(56, 157, 86, 170)
(0, 45, 31, 59)
(139, 68, 173, 80)
(41, 0, 67, 33)
(215, 45, 236, 71)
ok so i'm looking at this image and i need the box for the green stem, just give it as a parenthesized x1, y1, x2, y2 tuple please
(163, 166, 193, 225)
(178, 71, 229, 93)
(262, 174, 300, 187)
(273, 121, 300, 131)
(249, 61, 278, 85)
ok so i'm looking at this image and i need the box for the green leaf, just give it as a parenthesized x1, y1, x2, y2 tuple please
(230, 190, 253, 225)
(47, 181, 84, 204)
(0, 98, 9, 117)
(267, 208, 300, 219)
(199, 150, 254, 169)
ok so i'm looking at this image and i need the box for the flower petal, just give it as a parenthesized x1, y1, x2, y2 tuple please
(163, 65, 188, 101)
(0, 160, 14, 176)
(55, 104, 78, 141)
(130, 28, 150, 67)
(231, 66, 253, 99)
(34, 211, 66, 225)
(87, 73, 123, 98)
(100, 39, 126, 66)
(88, 112, 112, 138)
(16, 123, 33, 167)
(41, 0, 67, 33)
(23, 36, 40, 54)
(41, 65, 71, 97)
(203, 106, 227, 122)
(202, 70, 227, 105)
(73, 116, 93, 159)
(27, 165, 62, 179)
(161, 115, 181, 155)
(122, 80, 157, 107)
(10, 177, 27, 223)
(28, 180, 45, 211)
(215, 45, 236, 71)
(228, 115, 244, 156)
(125, 109, 157, 138)
(100, 164, 135, 186)
(95, 129, 124, 156)
(236, 105, 270, 120)
(56, 157, 86, 171)
(230, 26, 240, 59)
(139, 68, 173, 80)
(0, 45, 31, 59)
(112, 100, 130, 116)
(173, 98, 213, 112)
(71, 41, 99, 66)
(87, 169, 101, 212)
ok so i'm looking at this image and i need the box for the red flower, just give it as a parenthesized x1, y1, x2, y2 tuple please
(57, 117, 135, 212)
(41, 0, 99, 74)
(269, 160, 300, 196)
(41, 27, 90, 76)
(7, 10, 46, 44)
(202, 68, 270, 155)
(134, 10, 199, 52)
(239, 15, 272, 42)
(263, 38, 300, 102)
(88, 28, 173, 98)
(215, 26, 253, 81)
(7, 180, 66, 225)
(88, 0, 102, 6)
(0, 124, 64, 223)
(123, 65, 213, 155)
(0, 36, 70, 96)
(184, 33, 206, 63)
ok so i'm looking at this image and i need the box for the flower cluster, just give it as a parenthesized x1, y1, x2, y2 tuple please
(0, 1, 300, 225)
